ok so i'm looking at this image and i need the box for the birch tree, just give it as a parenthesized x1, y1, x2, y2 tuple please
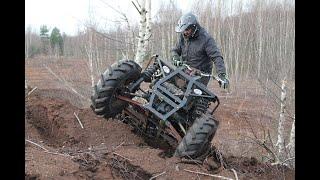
(84, 1, 97, 89)
(275, 78, 287, 162)
(25, 26, 41, 58)
(144, 0, 152, 52)
(256, 0, 263, 78)
(133, 0, 152, 66)
(25, 27, 32, 58)
(84, 27, 95, 88)
(133, 0, 147, 66)
(286, 118, 295, 168)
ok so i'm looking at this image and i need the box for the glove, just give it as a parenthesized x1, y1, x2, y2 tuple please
(172, 55, 183, 66)
(217, 73, 229, 89)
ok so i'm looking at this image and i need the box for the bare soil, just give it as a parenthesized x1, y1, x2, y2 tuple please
(25, 58, 295, 179)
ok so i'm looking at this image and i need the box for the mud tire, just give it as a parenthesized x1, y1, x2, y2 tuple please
(174, 112, 219, 160)
(90, 60, 142, 118)
(190, 98, 210, 123)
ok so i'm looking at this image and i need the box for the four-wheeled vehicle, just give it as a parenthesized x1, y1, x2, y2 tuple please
(91, 55, 221, 160)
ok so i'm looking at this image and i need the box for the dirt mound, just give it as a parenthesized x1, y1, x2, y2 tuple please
(29, 88, 90, 108)
(25, 89, 294, 179)
(26, 89, 144, 148)
(225, 156, 295, 179)
(25, 89, 147, 179)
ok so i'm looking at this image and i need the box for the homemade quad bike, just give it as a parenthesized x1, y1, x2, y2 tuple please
(91, 55, 221, 160)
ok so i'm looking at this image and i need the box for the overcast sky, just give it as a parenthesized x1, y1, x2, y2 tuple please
(25, 0, 195, 35)
(25, 0, 262, 35)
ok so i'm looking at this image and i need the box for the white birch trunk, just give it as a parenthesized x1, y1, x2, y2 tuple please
(286, 118, 295, 157)
(275, 78, 287, 162)
(257, 1, 263, 78)
(144, 0, 151, 51)
(167, 29, 171, 60)
(84, 28, 95, 88)
(235, 1, 243, 83)
(116, 30, 119, 61)
(134, 0, 147, 66)
(161, 28, 166, 60)
(94, 32, 101, 75)
(125, 33, 129, 58)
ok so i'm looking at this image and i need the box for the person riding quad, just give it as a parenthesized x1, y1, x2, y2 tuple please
(171, 12, 229, 89)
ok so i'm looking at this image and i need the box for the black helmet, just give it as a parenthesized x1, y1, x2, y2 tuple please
(175, 12, 199, 33)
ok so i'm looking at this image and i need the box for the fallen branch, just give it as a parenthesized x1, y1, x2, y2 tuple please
(149, 171, 166, 180)
(44, 151, 72, 158)
(183, 169, 234, 180)
(214, 146, 227, 169)
(113, 152, 132, 161)
(113, 141, 125, 151)
(26, 139, 72, 158)
(281, 157, 295, 164)
(25, 139, 49, 151)
(183, 154, 210, 172)
(245, 135, 278, 162)
(230, 169, 239, 180)
(73, 112, 84, 129)
(26, 87, 37, 98)
(181, 158, 203, 165)
(271, 157, 295, 166)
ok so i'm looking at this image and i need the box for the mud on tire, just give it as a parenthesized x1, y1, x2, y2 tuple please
(91, 60, 142, 118)
(190, 98, 210, 123)
(174, 112, 219, 160)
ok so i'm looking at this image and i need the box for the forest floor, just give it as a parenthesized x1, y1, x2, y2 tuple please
(25, 57, 295, 179)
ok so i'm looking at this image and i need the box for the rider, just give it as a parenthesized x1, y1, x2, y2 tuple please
(171, 12, 229, 89)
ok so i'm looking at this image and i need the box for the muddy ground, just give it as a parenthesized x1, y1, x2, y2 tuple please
(25, 89, 294, 180)
(25, 58, 295, 179)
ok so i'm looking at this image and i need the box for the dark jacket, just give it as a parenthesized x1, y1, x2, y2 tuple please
(171, 26, 226, 75)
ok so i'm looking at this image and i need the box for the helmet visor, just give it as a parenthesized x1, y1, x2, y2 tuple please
(175, 21, 189, 33)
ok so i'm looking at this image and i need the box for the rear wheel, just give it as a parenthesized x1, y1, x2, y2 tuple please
(90, 60, 142, 118)
(174, 112, 219, 160)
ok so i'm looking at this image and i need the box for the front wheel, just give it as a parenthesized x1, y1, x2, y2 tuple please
(90, 60, 142, 118)
(174, 112, 219, 160)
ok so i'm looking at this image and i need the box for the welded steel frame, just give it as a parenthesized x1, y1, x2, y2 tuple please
(144, 67, 217, 121)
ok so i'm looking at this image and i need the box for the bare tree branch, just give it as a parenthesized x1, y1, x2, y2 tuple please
(149, 171, 166, 180)
(26, 87, 37, 98)
(99, 0, 124, 15)
(230, 168, 239, 180)
(112, 152, 132, 161)
(25, 139, 49, 151)
(132, 1, 141, 14)
(183, 169, 233, 180)
(74, 112, 84, 129)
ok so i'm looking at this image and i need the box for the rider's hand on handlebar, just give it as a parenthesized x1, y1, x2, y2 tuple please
(172, 55, 183, 66)
(186, 66, 201, 76)
(218, 73, 229, 89)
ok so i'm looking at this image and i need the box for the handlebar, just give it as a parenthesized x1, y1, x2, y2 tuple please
(181, 64, 224, 83)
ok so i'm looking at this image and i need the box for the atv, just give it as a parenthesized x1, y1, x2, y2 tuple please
(90, 54, 221, 160)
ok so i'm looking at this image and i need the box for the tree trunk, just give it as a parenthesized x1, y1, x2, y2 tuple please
(161, 27, 166, 60)
(84, 28, 95, 88)
(275, 78, 287, 162)
(134, 0, 147, 66)
(144, 0, 152, 52)
(257, 0, 263, 78)
(286, 118, 295, 158)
